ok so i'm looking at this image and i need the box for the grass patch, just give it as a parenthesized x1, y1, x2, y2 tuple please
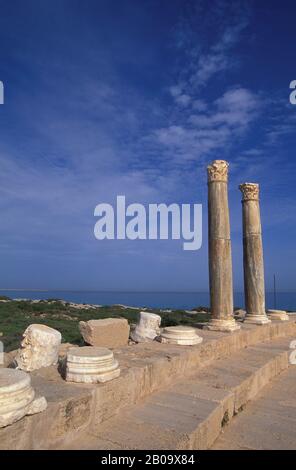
(0, 300, 211, 352)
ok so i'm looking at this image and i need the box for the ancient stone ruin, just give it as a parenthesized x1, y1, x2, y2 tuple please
(267, 309, 289, 321)
(205, 160, 240, 332)
(158, 325, 203, 345)
(65, 346, 120, 383)
(239, 183, 271, 325)
(79, 318, 130, 348)
(131, 311, 161, 342)
(0, 368, 47, 428)
(0, 158, 292, 445)
(14, 324, 62, 371)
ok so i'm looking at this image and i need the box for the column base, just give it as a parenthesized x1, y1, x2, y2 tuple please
(204, 318, 241, 333)
(65, 346, 121, 384)
(157, 326, 203, 345)
(267, 310, 289, 321)
(243, 314, 271, 325)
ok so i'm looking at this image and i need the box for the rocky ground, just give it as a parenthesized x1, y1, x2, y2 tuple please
(0, 297, 211, 352)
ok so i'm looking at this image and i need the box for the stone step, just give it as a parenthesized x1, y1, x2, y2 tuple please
(1, 320, 295, 449)
(212, 366, 296, 450)
(60, 336, 293, 450)
(0, 369, 95, 450)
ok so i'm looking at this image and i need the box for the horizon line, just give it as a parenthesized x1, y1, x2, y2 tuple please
(0, 289, 296, 294)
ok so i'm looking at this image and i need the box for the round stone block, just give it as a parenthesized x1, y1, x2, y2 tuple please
(243, 314, 271, 325)
(0, 368, 47, 428)
(157, 326, 203, 346)
(204, 318, 241, 332)
(66, 346, 120, 384)
(267, 310, 289, 321)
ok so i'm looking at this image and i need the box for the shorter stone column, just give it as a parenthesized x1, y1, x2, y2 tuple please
(239, 183, 270, 325)
(0, 368, 47, 428)
(15, 324, 61, 371)
(267, 309, 289, 321)
(157, 325, 203, 345)
(131, 311, 161, 342)
(65, 346, 120, 383)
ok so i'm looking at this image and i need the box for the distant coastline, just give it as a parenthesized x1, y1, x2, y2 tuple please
(0, 289, 295, 311)
(1, 288, 296, 293)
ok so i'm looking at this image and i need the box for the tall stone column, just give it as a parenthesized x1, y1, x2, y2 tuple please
(205, 160, 240, 332)
(239, 183, 270, 325)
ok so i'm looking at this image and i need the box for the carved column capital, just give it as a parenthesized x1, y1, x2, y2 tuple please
(239, 183, 259, 201)
(207, 160, 229, 183)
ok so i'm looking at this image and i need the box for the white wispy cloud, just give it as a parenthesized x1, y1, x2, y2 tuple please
(171, 1, 250, 95)
(153, 86, 262, 163)
(0, 0, 295, 290)
(148, 2, 261, 166)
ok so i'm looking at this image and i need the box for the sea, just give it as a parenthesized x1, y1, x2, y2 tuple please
(0, 290, 296, 311)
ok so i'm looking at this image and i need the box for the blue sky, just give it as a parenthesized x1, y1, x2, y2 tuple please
(0, 0, 295, 292)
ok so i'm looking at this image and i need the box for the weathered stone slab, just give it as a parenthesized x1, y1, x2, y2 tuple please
(212, 365, 296, 450)
(15, 324, 61, 371)
(79, 318, 129, 348)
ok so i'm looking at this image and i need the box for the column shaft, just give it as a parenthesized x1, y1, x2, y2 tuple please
(239, 183, 270, 325)
(205, 160, 240, 332)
